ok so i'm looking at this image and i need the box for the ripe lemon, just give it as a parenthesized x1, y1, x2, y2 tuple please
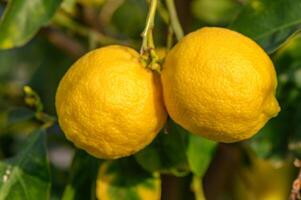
(233, 157, 293, 200)
(161, 27, 280, 142)
(56, 45, 167, 159)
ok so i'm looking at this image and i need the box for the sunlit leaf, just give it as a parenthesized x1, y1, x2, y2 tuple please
(186, 134, 217, 177)
(0, 0, 62, 49)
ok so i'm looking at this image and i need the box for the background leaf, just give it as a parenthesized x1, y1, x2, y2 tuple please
(62, 150, 100, 200)
(229, 0, 301, 53)
(96, 157, 161, 200)
(0, 129, 50, 200)
(135, 120, 189, 176)
(0, 0, 62, 49)
(191, 0, 241, 25)
(0, 107, 35, 130)
(247, 34, 301, 160)
(136, 120, 217, 177)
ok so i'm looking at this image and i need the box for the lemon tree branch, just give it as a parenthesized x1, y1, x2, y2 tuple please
(290, 159, 301, 200)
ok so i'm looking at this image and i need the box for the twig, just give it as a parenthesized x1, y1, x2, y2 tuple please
(140, 0, 161, 72)
(157, 1, 174, 49)
(99, 0, 125, 26)
(166, 23, 174, 50)
(52, 11, 132, 47)
(290, 159, 301, 200)
(157, 0, 169, 23)
(140, 0, 158, 54)
(23, 86, 56, 129)
(165, 0, 184, 40)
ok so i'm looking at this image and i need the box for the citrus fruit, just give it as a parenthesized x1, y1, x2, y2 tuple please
(161, 27, 280, 142)
(56, 45, 167, 159)
(233, 157, 293, 200)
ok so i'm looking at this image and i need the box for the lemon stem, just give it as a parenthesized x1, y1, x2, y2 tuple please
(141, 0, 157, 53)
(165, 0, 184, 40)
(140, 0, 161, 72)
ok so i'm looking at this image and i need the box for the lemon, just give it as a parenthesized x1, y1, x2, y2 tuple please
(234, 157, 293, 200)
(161, 27, 280, 142)
(56, 45, 167, 159)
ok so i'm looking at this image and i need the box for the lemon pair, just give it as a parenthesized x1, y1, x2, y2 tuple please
(56, 27, 280, 159)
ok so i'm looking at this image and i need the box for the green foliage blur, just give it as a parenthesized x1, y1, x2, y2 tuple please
(0, 0, 301, 199)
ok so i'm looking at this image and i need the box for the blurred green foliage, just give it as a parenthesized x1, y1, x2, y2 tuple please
(0, 0, 301, 199)
(191, 0, 241, 25)
(230, 0, 301, 53)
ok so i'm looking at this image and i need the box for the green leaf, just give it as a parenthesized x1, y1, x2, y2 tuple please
(186, 134, 217, 177)
(0, 129, 51, 200)
(160, 121, 217, 177)
(229, 0, 301, 53)
(135, 120, 189, 176)
(62, 150, 100, 200)
(7, 107, 34, 124)
(0, 0, 62, 49)
(111, 0, 147, 39)
(96, 158, 161, 200)
(135, 120, 217, 177)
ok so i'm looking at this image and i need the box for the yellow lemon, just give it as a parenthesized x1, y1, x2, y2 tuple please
(56, 45, 167, 159)
(161, 27, 280, 142)
(234, 157, 293, 200)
